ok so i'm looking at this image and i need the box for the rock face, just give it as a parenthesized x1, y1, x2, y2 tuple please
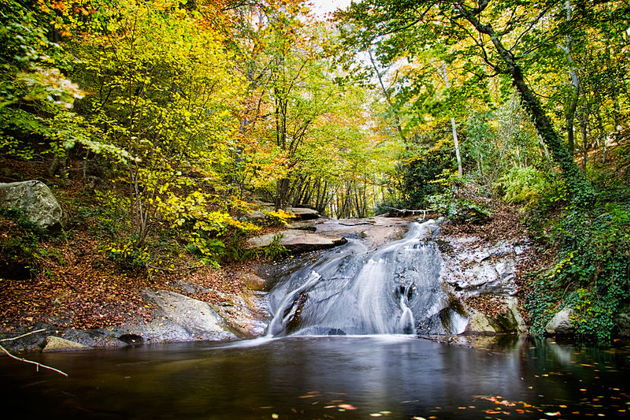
(120, 290, 237, 343)
(42, 336, 89, 352)
(545, 308, 574, 336)
(439, 234, 531, 335)
(0, 181, 63, 228)
(441, 239, 522, 297)
(246, 230, 347, 253)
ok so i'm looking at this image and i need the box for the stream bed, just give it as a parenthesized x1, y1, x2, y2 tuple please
(1, 335, 628, 419)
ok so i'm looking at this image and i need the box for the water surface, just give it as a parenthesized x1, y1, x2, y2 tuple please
(1, 336, 628, 419)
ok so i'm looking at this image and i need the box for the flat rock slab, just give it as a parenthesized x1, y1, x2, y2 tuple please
(247, 230, 347, 253)
(0, 180, 63, 228)
(287, 221, 317, 231)
(42, 336, 89, 352)
(315, 217, 410, 249)
(289, 207, 319, 220)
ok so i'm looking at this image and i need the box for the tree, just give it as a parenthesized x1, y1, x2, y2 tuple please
(338, 0, 611, 205)
(61, 0, 257, 264)
(0, 1, 85, 164)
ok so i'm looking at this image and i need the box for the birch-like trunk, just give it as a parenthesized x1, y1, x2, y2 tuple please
(439, 62, 463, 178)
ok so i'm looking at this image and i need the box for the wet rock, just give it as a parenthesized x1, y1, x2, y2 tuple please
(545, 307, 574, 336)
(246, 230, 347, 253)
(42, 336, 89, 352)
(0, 181, 63, 229)
(241, 272, 267, 291)
(209, 290, 269, 337)
(60, 329, 128, 348)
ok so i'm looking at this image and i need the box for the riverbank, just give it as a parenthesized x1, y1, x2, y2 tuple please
(2, 179, 625, 354)
(0, 205, 558, 353)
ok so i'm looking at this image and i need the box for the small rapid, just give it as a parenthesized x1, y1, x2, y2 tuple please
(266, 220, 465, 337)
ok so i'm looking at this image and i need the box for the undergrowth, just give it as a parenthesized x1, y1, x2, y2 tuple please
(525, 188, 629, 343)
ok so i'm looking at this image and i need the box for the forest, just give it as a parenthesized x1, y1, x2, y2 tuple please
(0, 0, 628, 344)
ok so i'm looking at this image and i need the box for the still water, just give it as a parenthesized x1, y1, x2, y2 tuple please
(1, 335, 628, 419)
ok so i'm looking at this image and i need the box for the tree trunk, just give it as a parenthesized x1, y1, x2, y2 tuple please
(561, 0, 580, 155)
(580, 113, 588, 172)
(455, 2, 593, 205)
(439, 62, 463, 177)
(511, 70, 592, 204)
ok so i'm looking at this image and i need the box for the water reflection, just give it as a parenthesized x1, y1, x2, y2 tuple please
(0, 336, 628, 419)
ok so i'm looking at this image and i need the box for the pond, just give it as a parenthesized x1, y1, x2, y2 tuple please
(1, 335, 628, 419)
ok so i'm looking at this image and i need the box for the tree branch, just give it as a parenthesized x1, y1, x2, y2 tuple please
(0, 329, 69, 377)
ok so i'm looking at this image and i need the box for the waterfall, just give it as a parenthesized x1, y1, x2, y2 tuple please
(266, 220, 464, 337)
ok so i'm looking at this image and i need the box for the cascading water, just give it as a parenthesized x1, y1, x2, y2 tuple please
(266, 220, 467, 337)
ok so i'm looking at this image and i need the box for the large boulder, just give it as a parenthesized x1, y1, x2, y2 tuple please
(0, 181, 63, 229)
(117, 290, 237, 343)
(465, 311, 497, 334)
(246, 230, 347, 253)
(616, 306, 630, 337)
(545, 307, 574, 336)
(464, 299, 526, 335)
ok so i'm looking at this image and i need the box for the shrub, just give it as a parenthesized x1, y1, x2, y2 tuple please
(526, 202, 630, 343)
(495, 167, 554, 207)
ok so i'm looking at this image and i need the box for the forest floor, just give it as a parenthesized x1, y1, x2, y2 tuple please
(0, 157, 268, 334)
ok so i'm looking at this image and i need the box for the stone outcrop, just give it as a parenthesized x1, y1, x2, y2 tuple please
(42, 336, 89, 352)
(441, 239, 525, 297)
(121, 289, 238, 343)
(289, 207, 319, 220)
(464, 298, 527, 335)
(439, 233, 532, 335)
(0, 180, 63, 228)
(246, 230, 347, 253)
(0, 281, 266, 352)
(545, 307, 574, 336)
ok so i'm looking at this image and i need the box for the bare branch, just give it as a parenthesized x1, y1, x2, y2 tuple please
(509, 3, 558, 52)
(0, 330, 69, 377)
(0, 328, 47, 342)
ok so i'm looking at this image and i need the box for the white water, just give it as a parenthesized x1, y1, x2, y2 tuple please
(266, 220, 464, 337)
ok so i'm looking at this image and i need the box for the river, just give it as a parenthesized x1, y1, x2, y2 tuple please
(1, 335, 628, 419)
